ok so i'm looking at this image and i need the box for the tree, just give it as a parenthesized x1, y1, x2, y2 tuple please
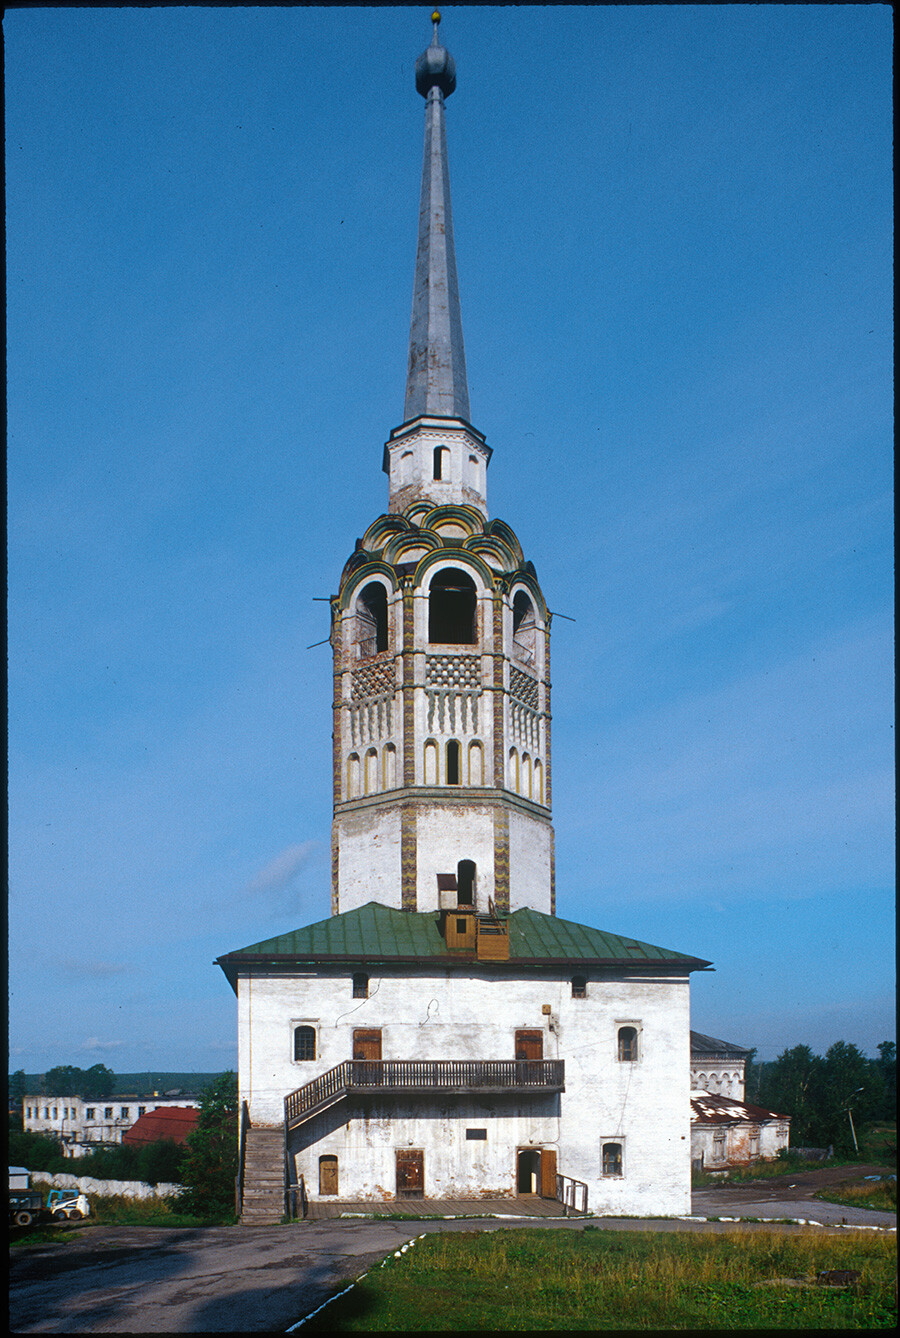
(816, 1040, 880, 1154)
(81, 1064, 116, 1098)
(743, 1048, 760, 1103)
(41, 1063, 115, 1098)
(43, 1065, 85, 1097)
(178, 1072, 238, 1219)
(757, 1044, 822, 1146)
(874, 1041, 896, 1118)
(757, 1040, 888, 1155)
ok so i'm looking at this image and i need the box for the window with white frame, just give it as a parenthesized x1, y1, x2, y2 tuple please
(293, 1024, 317, 1061)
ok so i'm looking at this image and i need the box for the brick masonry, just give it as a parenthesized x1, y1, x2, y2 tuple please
(401, 803, 417, 910)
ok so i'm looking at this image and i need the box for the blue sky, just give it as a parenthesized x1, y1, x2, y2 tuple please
(7, 5, 893, 1072)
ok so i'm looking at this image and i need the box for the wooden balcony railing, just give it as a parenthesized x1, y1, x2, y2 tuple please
(285, 1059, 564, 1129)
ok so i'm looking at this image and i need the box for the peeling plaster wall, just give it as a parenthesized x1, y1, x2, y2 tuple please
(414, 803, 497, 910)
(333, 807, 403, 912)
(691, 1117, 790, 1168)
(507, 809, 553, 914)
(238, 964, 692, 1216)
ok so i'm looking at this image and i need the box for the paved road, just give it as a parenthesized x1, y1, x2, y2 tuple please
(10, 1174, 895, 1334)
(693, 1163, 896, 1230)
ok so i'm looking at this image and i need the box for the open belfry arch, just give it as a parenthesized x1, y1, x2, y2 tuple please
(216, 13, 711, 1224)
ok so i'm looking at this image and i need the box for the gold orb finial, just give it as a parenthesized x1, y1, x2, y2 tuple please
(432, 11, 441, 24)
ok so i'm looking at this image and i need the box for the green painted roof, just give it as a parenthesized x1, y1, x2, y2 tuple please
(215, 902, 710, 990)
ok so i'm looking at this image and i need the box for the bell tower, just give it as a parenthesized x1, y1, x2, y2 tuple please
(330, 14, 554, 919)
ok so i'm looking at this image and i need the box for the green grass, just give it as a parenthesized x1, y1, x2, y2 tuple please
(84, 1193, 237, 1226)
(10, 1193, 237, 1240)
(858, 1124, 897, 1166)
(692, 1153, 827, 1187)
(816, 1179, 897, 1214)
(303, 1227, 897, 1331)
(9, 1224, 77, 1249)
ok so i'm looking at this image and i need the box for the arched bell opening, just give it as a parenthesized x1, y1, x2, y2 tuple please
(512, 590, 537, 667)
(354, 581, 388, 658)
(428, 568, 477, 645)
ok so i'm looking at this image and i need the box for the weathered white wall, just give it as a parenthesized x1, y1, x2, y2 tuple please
(385, 422, 490, 517)
(691, 1116, 790, 1168)
(239, 964, 692, 1216)
(414, 804, 496, 911)
(334, 806, 403, 912)
(690, 1061, 745, 1099)
(22, 1095, 200, 1152)
(32, 1171, 183, 1200)
(507, 809, 552, 913)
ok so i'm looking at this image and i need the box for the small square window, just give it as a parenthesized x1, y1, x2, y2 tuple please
(86, 1108, 95, 1120)
(465, 1128, 487, 1140)
(571, 974, 587, 998)
(352, 972, 369, 999)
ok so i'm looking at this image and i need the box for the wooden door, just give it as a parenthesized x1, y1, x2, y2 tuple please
(515, 1030, 543, 1061)
(515, 1029, 543, 1082)
(516, 1148, 540, 1195)
(319, 1155, 338, 1196)
(353, 1028, 382, 1085)
(396, 1149, 424, 1198)
(540, 1148, 557, 1199)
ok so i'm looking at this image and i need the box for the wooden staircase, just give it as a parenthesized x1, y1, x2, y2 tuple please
(240, 1128, 285, 1225)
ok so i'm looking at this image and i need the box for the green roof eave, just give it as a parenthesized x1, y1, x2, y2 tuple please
(214, 902, 712, 993)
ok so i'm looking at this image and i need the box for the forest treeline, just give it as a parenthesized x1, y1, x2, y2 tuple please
(746, 1040, 895, 1152)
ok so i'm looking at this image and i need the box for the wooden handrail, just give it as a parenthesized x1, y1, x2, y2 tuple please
(284, 1058, 565, 1128)
(556, 1173, 588, 1214)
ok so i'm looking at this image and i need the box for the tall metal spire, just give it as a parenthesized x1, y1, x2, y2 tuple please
(404, 12, 471, 424)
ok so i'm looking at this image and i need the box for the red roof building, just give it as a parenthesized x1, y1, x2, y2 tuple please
(122, 1106, 199, 1146)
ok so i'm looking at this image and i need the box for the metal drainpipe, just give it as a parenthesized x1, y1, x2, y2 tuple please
(283, 1114, 289, 1221)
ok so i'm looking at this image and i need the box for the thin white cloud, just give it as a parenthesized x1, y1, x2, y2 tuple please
(243, 842, 318, 897)
(58, 958, 131, 978)
(81, 1037, 124, 1052)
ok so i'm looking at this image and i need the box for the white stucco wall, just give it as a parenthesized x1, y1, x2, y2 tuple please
(507, 808, 553, 914)
(414, 804, 496, 911)
(689, 1061, 745, 1099)
(334, 806, 403, 912)
(238, 964, 691, 1216)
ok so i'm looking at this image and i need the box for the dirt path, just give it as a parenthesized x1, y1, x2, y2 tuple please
(692, 1162, 896, 1226)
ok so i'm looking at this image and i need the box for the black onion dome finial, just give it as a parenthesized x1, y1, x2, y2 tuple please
(416, 10, 456, 98)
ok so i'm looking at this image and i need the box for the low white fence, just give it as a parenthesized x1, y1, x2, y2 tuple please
(31, 1171, 184, 1200)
